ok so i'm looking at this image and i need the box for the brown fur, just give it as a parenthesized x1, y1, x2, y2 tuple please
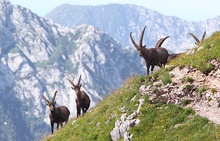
(130, 26, 169, 75)
(42, 91, 70, 134)
(67, 75, 90, 117)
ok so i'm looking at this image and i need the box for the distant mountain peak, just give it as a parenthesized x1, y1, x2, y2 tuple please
(0, 0, 10, 4)
(45, 4, 220, 53)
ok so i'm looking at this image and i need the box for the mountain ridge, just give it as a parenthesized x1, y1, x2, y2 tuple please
(45, 3, 220, 52)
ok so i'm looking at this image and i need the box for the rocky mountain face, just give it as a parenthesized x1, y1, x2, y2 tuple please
(141, 62, 220, 122)
(0, 0, 144, 140)
(45, 4, 220, 53)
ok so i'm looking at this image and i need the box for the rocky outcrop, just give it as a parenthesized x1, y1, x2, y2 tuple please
(110, 59, 220, 141)
(110, 97, 144, 141)
(139, 59, 220, 124)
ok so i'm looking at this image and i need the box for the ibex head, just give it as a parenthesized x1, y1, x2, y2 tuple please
(67, 75, 82, 95)
(130, 26, 147, 56)
(42, 91, 57, 111)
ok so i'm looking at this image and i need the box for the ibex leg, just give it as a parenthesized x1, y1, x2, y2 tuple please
(76, 106, 81, 117)
(50, 121, 54, 134)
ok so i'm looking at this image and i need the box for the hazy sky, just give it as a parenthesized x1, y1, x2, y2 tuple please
(9, 0, 220, 21)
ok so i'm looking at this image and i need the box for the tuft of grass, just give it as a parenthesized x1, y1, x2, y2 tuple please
(200, 86, 207, 93)
(151, 67, 173, 85)
(195, 86, 207, 97)
(183, 84, 194, 93)
(181, 76, 194, 83)
(211, 88, 217, 94)
(183, 99, 191, 106)
(152, 87, 159, 93)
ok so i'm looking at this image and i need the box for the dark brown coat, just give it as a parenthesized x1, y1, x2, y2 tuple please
(42, 91, 70, 134)
(130, 26, 169, 75)
(67, 75, 90, 117)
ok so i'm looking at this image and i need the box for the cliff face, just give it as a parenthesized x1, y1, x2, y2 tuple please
(0, 0, 144, 140)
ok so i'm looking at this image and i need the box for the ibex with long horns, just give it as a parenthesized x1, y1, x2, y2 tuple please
(42, 91, 70, 134)
(189, 31, 206, 46)
(67, 75, 90, 117)
(130, 26, 169, 75)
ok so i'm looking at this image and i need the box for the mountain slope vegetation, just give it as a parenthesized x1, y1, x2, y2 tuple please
(42, 32, 220, 141)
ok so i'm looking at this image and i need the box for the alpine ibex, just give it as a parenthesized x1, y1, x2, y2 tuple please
(130, 26, 169, 75)
(189, 31, 206, 46)
(67, 75, 90, 117)
(42, 91, 70, 134)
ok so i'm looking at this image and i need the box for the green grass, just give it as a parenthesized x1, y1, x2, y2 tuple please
(130, 104, 220, 141)
(41, 32, 220, 141)
(181, 76, 194, 83)
(148, 67, 173, 85)
(41, 75, 220, 141)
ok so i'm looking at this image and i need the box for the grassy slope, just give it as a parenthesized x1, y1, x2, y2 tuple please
(170, 31, 220, 74)
(42, 32, 220, 141)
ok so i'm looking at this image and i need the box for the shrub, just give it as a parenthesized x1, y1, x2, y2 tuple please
(183, 99, 191, 106)
(211, 88, 217, 94)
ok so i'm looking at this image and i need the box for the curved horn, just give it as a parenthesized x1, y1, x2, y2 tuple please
(189, 33, 200, 45)
(67, 78, 76, 87)
(77, 74, 82, 86)
(139, 26, 147, 47)
(130, 32, 139, 49)
(155, 36, 170, 48)
(52, 90, 57, 103)
(201, 31, 206, 43)
(42, 95, 50, 104)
